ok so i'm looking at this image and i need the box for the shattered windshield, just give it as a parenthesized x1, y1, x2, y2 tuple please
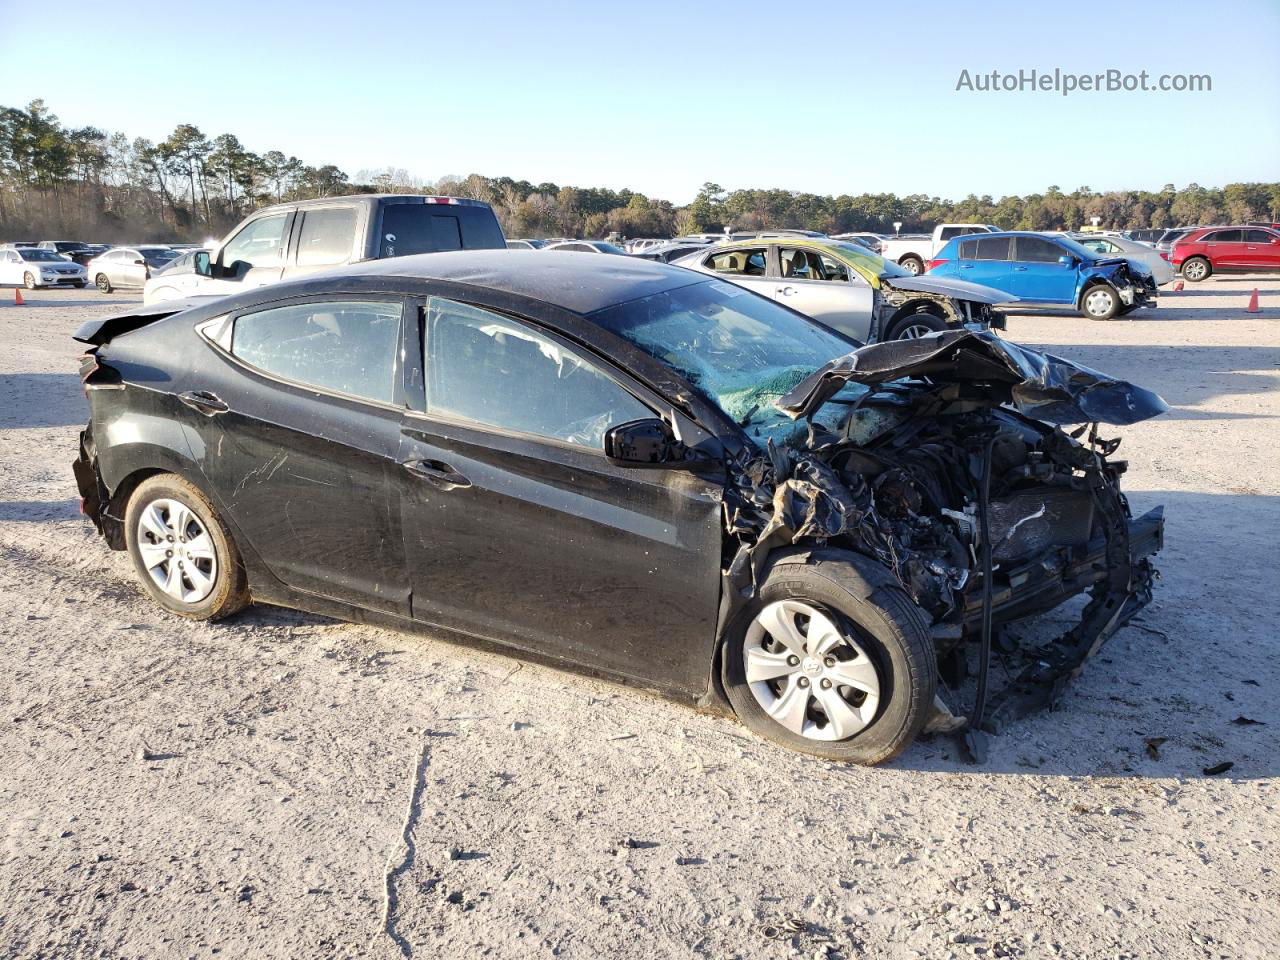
(590, 279, 867, 447)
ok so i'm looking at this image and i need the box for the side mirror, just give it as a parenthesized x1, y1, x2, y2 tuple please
(194, 251, 212, 276)
(604, 418, 689, 468)
(134, 258, 146, 266)
(1058, 255, 1074, 267)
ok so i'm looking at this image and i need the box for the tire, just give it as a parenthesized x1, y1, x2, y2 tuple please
(95, 273, 113, 293)
(23, 272, 37, 290)
(1080, 284, 1120, 320)
(74, 280, 87, 289)
(1181, 257, 1211, 282)
(721, 549, 937, 765)
(124, 474, 250, 620)
(899, 255, 924, 276)
(887, 310, 948, 340)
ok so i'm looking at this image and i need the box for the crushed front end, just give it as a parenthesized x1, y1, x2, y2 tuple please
(720, 331, 1166, 745)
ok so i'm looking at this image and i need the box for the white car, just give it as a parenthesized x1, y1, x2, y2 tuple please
(0, 247, 87, 288)
(141, 248, 211, 302)
(84, 246, 180, 293)
(879, 224, 999, 275)
(1067, 234, 1175, 286)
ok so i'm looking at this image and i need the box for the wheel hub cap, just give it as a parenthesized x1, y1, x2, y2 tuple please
(743, 600, 882, 742)
(136, 498, 218, 604)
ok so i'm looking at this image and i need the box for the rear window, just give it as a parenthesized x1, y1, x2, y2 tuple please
(378, 203, 504, 257)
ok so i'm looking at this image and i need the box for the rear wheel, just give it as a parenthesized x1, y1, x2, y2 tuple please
(23, 272, 37, 289)
(124, 474, 250, 620)
(899, 255, 924, 276)
(1080, 284, 1120, 320)
(95, 273, 112, 293)
(1181, 257, 1211, 282)
(721, 551, 936, 765)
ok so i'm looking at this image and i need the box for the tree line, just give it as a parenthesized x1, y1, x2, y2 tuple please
(2, 99, 1278, 243)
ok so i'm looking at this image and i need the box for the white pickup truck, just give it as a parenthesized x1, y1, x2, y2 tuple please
(879, 223, 999, 275)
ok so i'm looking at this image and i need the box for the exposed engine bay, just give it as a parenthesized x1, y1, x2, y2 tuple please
(718, 331, 1167, 752)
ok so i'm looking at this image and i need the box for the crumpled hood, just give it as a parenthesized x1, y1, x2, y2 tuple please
(882, 274, 1017, 305)
(777, 329, 1169, 426)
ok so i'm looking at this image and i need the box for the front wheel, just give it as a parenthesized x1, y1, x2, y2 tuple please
(887, 311, 948, 340)
(1081, 284, 1120, 320)
(23, 272, 37, 289)
(95, 273, 113, 293)
(124, 474, 250, 620)
(74, 280, 87, 289)
(721, 550, 936, 765)
(1181, 257, 1211, 282)
(899, 255, 924, 276)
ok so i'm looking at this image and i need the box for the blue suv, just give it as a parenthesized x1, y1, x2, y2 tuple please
(928, 232, 1157, 320)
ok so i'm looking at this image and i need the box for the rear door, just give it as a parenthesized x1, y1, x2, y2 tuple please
(700, 246, 775, 299)
(282, 204, 362, 280)
(956, 235, 1014, 291)
(1006, 236, 1076, 302)
(775, 246, 875, 340)
(184, 295, 411, 613)
(1204, 229, 1245, 267)
(396, 295, 724, 694)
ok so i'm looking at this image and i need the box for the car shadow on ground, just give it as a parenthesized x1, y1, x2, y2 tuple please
(0, 374, 88, 428)
(884, 489, 1278, 780)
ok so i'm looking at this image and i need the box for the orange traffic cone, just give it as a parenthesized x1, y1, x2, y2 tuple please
(1246, 289, 1260, 313)
(1172, 280, 1184, 292)
(13, 288, 24, 305)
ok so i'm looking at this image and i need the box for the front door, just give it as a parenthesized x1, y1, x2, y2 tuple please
(181, 296, 410, 613)
(1006, 235, 1077, 302)
(197, 211, 294, 297)
(398, 296, 724, 695)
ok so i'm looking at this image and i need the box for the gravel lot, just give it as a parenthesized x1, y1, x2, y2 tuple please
(1, 278, 1277, 960)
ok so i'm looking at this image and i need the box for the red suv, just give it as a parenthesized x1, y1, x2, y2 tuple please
(1173, 225, 1280, 281)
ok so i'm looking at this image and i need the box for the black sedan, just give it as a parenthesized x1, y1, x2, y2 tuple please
(73, 252, 1166, 764)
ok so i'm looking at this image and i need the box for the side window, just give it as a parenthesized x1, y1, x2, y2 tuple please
(295, 207, 357, 266)
(424, 298, 651, 448)
(1245, 230, 1275, 243)
(706, 247, 767, 276)
(230, 300, 401, 404)
(1207, 229, 1241, 243)
(939, 227, 960, 240)
(974, 236, 1012, 260)
(1014, 237, 1066, 263)
(958, 239, 977, 259)
(221, 213, 289, 268)
(817, 253, 850, 282)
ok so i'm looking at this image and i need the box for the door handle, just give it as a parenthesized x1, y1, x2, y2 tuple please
(1012, 266, 1028, 272)
(402, 459, 471, 490)
(959, 263, 974, 269)
(178, 390, 228, 416)
(776, 286, 796, 296)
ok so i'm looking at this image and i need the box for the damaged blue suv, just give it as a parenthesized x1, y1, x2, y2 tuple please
(928, 231, 1157, 320)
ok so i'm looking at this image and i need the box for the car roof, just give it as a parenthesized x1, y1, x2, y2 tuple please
(322, 249, 706, 314)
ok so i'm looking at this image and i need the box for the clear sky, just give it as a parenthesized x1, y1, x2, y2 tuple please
(3, 0, 1277, 204)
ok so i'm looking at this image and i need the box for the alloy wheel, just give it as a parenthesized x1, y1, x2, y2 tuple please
(135, 498, 219, 604)
(1184, 260, 1208, 281)
(898, 322, 937, 339)
(742, 599, 881, 741)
